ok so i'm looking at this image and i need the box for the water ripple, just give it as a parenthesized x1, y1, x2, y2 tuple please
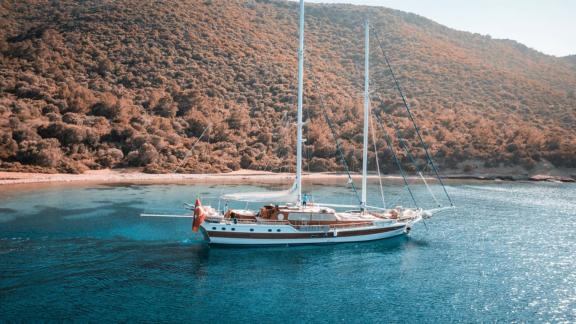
(0, 182, 575, 322)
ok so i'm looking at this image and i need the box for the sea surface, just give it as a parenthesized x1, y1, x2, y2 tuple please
(0, 180, 575, 322)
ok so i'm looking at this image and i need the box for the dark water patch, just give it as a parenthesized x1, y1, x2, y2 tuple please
(93, 200, 112, 204)
(0, 202, 148, 239)
(97, 182, 155, 188)
(87, 186, 127, 191)
(0, 208, 17, 214)
(88, 184, 157, 192)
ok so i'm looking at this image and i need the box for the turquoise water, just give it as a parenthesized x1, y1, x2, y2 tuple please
(1, 181, 575, 322)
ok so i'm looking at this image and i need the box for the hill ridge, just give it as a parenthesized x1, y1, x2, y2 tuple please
(0, 0, 574, 174)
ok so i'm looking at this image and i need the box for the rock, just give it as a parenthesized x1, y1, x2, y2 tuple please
(530, 174, 575, 182)
(530, 175, 555, 181)
(495, 175, 515, 181)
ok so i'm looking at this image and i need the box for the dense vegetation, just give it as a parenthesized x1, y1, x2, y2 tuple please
(1, 0, 575, 174)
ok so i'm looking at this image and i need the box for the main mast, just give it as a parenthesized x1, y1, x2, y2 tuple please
(361, 19, 370, 210)
(296, 0, 305, 205)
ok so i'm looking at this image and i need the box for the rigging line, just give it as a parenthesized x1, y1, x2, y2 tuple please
(179, 122, 212, 168)
(374, 94, 424, 174)
(371, 27, 454, 207)
(369, 112, 386, 209)
(375, 96, 440, 207)
(261, 147, 274, 172)
(373, 94, 428, 206)
(347, 41, 409, 208)
(304, 90, 313, 174)
(390, 116, 445, 207)
(419, 171, 441, 207)
(373, 113, 418, 207)
(306, 65, 362, 205)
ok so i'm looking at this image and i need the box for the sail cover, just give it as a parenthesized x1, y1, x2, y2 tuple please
(221, 180, 298, 203)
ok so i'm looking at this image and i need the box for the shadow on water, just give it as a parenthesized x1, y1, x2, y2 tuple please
(96, 183, 160, 188)
(93, 200, 113, 204)
(0, 201, 147, 238)
(403, 236, 431, 248)
(122, 240, 212, 280)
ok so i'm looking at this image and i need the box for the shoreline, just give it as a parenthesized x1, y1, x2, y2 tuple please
(0, 169, 574, 186)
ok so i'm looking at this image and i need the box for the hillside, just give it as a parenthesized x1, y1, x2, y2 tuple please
(565, 55, 576, 69)
(0, 0, 575, 175)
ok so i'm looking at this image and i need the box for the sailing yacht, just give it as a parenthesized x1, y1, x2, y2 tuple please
(187, 3, 426, 246)
(143, 0, 453, 246)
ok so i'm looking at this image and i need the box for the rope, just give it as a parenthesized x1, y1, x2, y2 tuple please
(419, 171, 441, 207)
(369, 113, 386, 209)
(346, 52, 416, 207)
(179, 122, 212, 168)
(374, 94, 427, 207)
(304, 91, 313, 174)
(373, 113, 418, 207)
(307, 65, 362, 205)
(372, 27, 454, 207)
(373, 93, 425, 174)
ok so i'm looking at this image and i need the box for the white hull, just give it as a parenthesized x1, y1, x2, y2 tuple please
(207, 227, 406, 246)
(202, 221, 411, 246)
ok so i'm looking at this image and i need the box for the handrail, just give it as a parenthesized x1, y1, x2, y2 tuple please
(329, 222, 373, 229)
(215, 219, 378, 231)
(295, 225, 330, 232)
(233, 219, 290, 225)
(140, 213, 195, 218)
(257, 220, 291, 225)
(293, 222, 373, 231)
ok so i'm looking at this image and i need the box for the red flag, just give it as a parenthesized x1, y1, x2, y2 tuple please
(192, 198, 206, 232)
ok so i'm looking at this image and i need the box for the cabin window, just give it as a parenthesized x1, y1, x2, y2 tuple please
(250, 229, 254, 232)
(268, 229, 272, 232)
(231, 228, 236, 231)
(221, 227, 226, 231)
(212, 227, 216, 230)
(277, 229, 281, 232)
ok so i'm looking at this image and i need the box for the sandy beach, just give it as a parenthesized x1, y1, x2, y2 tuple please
(0, 168, 574, 186)
(0, 169, 413, 186)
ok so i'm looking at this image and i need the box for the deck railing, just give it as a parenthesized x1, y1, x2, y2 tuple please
(293, 222, 373, 232)
(209, 217, 374, 231)
(329, 222, 373, 229)
(231, 219, 290, 225)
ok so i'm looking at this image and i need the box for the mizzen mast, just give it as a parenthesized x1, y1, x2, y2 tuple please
(361, 19, 370, 210)
(296, 0, 305, 206)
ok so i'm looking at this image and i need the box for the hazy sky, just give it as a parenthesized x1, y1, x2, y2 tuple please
(297, 0, 576, 57)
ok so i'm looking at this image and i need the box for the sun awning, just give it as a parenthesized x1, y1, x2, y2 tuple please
(221, 180, 298, 203)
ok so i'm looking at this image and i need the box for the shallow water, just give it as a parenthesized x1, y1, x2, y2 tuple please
(1, 181, 575, 322)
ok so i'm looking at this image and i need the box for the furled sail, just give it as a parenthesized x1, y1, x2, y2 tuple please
(221, 180, 298, 203)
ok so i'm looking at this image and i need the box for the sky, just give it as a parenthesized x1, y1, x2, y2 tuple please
(297, 0, 576, 57)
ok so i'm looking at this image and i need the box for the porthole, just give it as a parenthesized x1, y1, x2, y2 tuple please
(221, 227, 226, 231)
(268, 229, 272, 232)
(277, 229, 281, 232)
(250, 229, 254, 232)
(231, 228, 236, 231)
(212, 227, 216, 230)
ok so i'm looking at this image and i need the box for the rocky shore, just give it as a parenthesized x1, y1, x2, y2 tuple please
(444, 174, 575, 182)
